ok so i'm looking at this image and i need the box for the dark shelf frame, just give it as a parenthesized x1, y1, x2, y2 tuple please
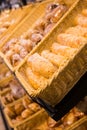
(33, 72, 87, 121)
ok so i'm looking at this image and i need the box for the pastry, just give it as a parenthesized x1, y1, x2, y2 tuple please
(63, 112, 76, 126)
(0, 28, 7, 34)
(14, 103, 25, 115)
(30, 32, 43, 44)
(51, 43, 77, 57)
(57, 33, 86, 48)
(72, 107, 84, 118)
(19, 38, 33, 52)
(44, 23, 55, 35)
(3, 21, 11, 28)
(21, 109, 33, 119)
(22, 97, 32, 109)
(26, 67, 47, 89)
(27, 53, 56, 78)
(10, 79, 26, 99)
(82, 9, 87, 17)
(0, 70, 11, 80)
(41, 50, 65, 67)
(34, 19, 46, 33)
(65, 25, 87, 37)
(46, 3, 59, 13)
(74, 14, 87, 27)
(16, 116, 23, 122)
(47, 117, 58, 128)
(2, 38, 18, 53)
(45, 4, 67, 23)
(50, 5, 68, 23)
(28, 102, 41, 112)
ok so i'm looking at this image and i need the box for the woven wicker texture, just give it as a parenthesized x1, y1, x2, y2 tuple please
(66, 116, 87, 130)
(16, 0, 87, 106)
(0, 87, 26, 107)
(0, 4, 35, 41)
(4, 95, 47, 129)
(0, 75, 13, 95)
(0, 0, 77, 72)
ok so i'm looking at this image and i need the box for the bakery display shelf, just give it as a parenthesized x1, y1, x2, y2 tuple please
(29, 72, 87, 121)
(0, 0, 79, 72)
(72, 118, 87, 130)
(0, 3, 37, 45)
(35, 115, 87, 130)
(0, 74, 14, 96)
(0, 1, 87, 129)
(16, 0, 87, 107)
(0, 96, 87, 130)
(4, 101, 47, 129)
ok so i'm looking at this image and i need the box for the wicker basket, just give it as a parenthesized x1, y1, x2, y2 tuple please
(35, 115, 87, 130)
(0, 73, 27, 107)
(16, 0, 87, 106)
(0, 75, 13, 95)
(66, 116, 87, 130)
(4, 95, 48, 129)
(0, 89, 11, 107)
(0, 62, 13, 94)
(0, 9, 19, 40)
(0, 0, 79, 72)
(0, 89, 27, 107)
(0, 4, 36, 42)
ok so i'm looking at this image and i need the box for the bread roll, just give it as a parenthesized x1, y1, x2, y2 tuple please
(12, 119, 17, 124)
(22, 97, 32, 109)
(57, 33, 86, 48)
(47, 117, 58, 128)
(65, 25, 87, 37)
(10, 79, 26, 99)
(27, 53, 56, 78)
(44, 23, 55, 35)
(4, 93, 14, 103)
(1, 96, 8, 105)
(46, 3, 59, 13)
(63, 112, 76, 126)
(19, 38, 33, 52)
(51, 43, 77, 57)
(82, 9, 87, 17)
(21, 109, 33, 119)
(2, 38, 18, 53)
(34, 18, 45, 32)
(26, 67, 47, 89)
(72, 107, 84, 118)
(16, 116, 23, 122)
(3, 21, 11, 28)
(11, 53, 22, 66)
(41, 50, 65, 67)
(74, 14, 87, 27)
(14, 103, 25, 115)
(30, 33, 43, 44)
(0, 28, 7, 34)
(50, 5, 67, 23)
(28, 103, 41, 112)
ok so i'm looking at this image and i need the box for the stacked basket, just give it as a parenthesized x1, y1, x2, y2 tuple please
(0, 0, 87, 129)
(15, 0, 87, 106)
